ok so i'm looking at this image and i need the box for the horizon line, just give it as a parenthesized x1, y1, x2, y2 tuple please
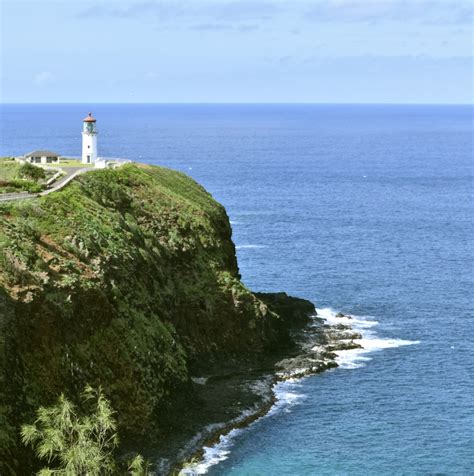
(1, 101, 473, 107)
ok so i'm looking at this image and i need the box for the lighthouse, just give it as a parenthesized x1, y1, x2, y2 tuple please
(82, 112, 98, 164)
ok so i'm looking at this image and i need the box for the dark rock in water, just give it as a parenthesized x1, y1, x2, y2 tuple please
(335, 311, 354, 320)
(276, 357, 338, 380)
(325, 329, 362, 341)
(335, 311, 352, 319)
(255, 292, 316, 327)
(326, 341, 362, 352)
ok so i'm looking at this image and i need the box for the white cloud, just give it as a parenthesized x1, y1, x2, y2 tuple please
(34, 71, 55, 84)
(77, 0, 473, 26)
(145, 72, 160, 79)
(77, 0, 281, 22)
(305, 0, 473, 25)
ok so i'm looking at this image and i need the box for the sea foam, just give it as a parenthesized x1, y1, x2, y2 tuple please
(235, 244, 267, 249)
(317, 307, 420, 369)
(180, 428, 241, 475)
(180, 381, 306, 475)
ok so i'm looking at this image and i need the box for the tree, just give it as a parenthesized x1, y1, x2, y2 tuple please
(18, 162, 45, 182)
(21, 386, 149, 475)
(128, 455, 151, 475)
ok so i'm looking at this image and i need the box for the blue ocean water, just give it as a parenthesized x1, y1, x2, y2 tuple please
(1, 104, 473, 475)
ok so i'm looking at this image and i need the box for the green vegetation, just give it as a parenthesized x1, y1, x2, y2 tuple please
(0, 161, 52, 194)
(0, 179, 43, 194)
(0, 164, 283, 473)
(0, 161, 22, 181)
(59, 158, 93, 167)
(22, 386, 149, 475)
(18, 162, 46, 182)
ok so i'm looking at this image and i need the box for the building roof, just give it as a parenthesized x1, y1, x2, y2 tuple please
(25, 150, 60, 157)
(83, 112, 96, 123)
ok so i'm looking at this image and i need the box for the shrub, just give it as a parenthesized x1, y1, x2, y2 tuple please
(18, 163, 45, 182)
(8, 179, 43, 193)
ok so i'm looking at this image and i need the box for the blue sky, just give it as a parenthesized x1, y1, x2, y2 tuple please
(1, 0, 472, 103)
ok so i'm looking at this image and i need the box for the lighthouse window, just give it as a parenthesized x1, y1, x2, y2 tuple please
(88, 145, 90, 149)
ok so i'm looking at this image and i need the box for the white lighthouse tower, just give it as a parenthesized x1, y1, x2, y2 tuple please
(82, 112, 98, 164)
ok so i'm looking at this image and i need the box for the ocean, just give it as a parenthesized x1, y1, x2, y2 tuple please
(1, 104, 473, 475)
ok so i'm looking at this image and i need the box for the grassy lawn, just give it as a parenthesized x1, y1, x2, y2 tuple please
(0, 161, 56, 194)
(0, 161, 22, 181)
(59, 158, 94, 168)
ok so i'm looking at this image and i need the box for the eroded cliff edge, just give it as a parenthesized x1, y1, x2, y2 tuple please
(0, 164, 313, 473)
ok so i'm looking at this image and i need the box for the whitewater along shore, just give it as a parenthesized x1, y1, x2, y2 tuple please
(135, 293, 362, 474)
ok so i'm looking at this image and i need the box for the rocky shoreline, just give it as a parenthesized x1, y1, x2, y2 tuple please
(144, 295, 362, 475)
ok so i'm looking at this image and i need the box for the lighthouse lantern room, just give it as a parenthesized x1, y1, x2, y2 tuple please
(82, 113, 98, 164)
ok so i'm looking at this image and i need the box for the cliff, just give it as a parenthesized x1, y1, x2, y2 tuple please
(0, 164, 297, 473)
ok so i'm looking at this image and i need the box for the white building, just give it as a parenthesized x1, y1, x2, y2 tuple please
(82, 112, 98, 164)
(23, 150, 60, 165)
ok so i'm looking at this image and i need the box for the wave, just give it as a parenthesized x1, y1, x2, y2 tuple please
(317, 307, 379, 328)
(268, 380, 306, 415)
(180, 380, 306, 475)
(180, 428, 241, 475)
(317, 307, 420, 370)
(335, 337, 419, 370)
(235, 244, 267, 249)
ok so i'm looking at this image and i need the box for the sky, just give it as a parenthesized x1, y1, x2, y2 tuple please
(1, 0, 473, 104)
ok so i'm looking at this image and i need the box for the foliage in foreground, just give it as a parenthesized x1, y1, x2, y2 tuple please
(21, 386, 150, 475)
(0, 161, 48, 193)
(18, 163, 46, 182)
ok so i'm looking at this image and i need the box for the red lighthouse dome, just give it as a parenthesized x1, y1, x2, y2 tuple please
(83, 112, 96, 123)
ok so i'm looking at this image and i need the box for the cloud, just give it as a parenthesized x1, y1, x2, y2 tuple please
(189, 23, 234, 31)
(189, 23, 259, 31)
(145, 72, 160, 79)
(237, 24, 259, 32)
(34, 71, 55, 84)
(77, 1, 184, 20)
(209, 1, 281, 21)
(304, 0, 474, 25)
(77, 0, 280, 22)
(77, 0, 473, 25)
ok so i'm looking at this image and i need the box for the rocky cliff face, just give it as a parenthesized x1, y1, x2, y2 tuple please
(0, 164, 294, 473)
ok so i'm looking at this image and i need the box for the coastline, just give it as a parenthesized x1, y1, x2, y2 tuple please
(147, 304, 364, 475)
(162, 305, 420, 475)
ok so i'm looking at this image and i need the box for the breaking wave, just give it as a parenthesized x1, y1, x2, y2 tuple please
(235, 244, 267, 249)
(317, 307, 420, 369)
(180, 380, 305, 475)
